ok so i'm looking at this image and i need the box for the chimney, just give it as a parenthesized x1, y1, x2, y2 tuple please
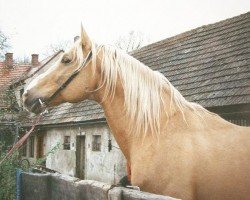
(31, 54, 39, 66)
(74, 36, 80, 42)
(5, 53, 13, 69)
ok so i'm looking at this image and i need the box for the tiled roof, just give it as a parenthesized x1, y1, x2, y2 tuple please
(20, 12, 250, 126)
(23, 100, 105, 125)
(0, 62, 31, 108)
(132, 12, 250, 108)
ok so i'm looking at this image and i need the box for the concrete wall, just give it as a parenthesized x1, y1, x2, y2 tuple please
(20, 172, 177, 200)
(44, 123, 127, 184)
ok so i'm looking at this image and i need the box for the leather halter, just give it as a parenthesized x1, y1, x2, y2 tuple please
(39, 50, 93, 111)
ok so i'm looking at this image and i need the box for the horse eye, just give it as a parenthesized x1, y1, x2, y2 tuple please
(61, 56, 71, 64)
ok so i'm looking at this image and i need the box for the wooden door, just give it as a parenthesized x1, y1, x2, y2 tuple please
(76, 135, 86, 179)
(37, 134, 44, 159)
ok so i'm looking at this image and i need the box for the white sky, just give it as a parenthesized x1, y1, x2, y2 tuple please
(0, 0, 249, 59)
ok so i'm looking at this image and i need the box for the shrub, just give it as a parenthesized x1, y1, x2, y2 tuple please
(0, 151, 26, 200)
(0, 142, 60, 200)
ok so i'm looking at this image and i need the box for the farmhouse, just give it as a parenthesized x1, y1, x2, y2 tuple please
(2, 12, 249, 184)
(0, 53, 31, 151)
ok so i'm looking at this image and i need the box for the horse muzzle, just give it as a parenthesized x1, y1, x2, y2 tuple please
(23, 92, 47, 114)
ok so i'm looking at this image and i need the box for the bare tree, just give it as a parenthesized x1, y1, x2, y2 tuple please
(14, 55, 30, 64)
(43, 39, 73, 57)
(0, 29, 10, 59)
(114, 31, 150, 52)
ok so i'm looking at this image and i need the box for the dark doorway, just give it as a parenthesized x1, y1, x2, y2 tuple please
(76, 135, 86, 179)
(37, 134, 45, 159)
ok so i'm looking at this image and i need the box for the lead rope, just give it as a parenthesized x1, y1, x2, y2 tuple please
(0, 112, 44, 166)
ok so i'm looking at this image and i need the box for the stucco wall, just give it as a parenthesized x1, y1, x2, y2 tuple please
(44, 123, 126, 184)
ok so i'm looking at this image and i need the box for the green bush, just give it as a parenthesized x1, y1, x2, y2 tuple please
(0, 142, 60, 200)
(0, 151, 26, 200)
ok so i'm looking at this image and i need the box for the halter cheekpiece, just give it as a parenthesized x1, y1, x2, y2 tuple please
(39, 50, 93, 114)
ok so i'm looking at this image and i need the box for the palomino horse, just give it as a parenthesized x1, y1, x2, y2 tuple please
(23, 26, 250, 200)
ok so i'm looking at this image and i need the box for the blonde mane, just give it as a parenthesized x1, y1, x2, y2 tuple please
(75, 42, 203, 137)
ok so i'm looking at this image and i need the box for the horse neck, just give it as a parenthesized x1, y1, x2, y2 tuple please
(92, 69, 181, 161)
(93, 81, 133, 160)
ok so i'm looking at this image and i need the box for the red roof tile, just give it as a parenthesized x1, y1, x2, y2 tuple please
(0, 62, 31, 108)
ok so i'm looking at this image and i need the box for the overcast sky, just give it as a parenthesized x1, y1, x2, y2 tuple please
(0, 0, 249, 59)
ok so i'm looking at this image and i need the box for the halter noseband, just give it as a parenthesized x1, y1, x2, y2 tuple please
(39, 50, 93, 114)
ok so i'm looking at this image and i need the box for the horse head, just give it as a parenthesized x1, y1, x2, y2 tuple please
(23, 26, 98, 114)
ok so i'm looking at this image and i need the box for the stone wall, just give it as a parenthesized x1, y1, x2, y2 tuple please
(20, 172, 178, 200)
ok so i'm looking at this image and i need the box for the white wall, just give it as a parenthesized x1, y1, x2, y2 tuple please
(44, 123, 127, 184)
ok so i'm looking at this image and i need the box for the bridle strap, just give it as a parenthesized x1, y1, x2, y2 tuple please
(44, 50, 93, 105)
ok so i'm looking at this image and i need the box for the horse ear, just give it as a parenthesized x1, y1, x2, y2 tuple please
(81, 23, 91, 48)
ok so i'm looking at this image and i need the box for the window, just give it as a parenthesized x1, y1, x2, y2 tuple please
(29, 136, 35, 157)
(63, 136, 71, 150)
(92, 135, 101, 151)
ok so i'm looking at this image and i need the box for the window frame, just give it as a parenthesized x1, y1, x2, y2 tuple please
(92, 135, 101, 152)
(63, 136, 71, 150)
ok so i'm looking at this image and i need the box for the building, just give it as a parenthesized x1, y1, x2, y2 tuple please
(4, 12, 250, 184)
(0, 53, 31, 152)
(0, 50, 64, 151)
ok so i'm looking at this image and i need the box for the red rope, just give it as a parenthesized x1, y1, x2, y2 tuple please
(0, 115, 43, 166)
